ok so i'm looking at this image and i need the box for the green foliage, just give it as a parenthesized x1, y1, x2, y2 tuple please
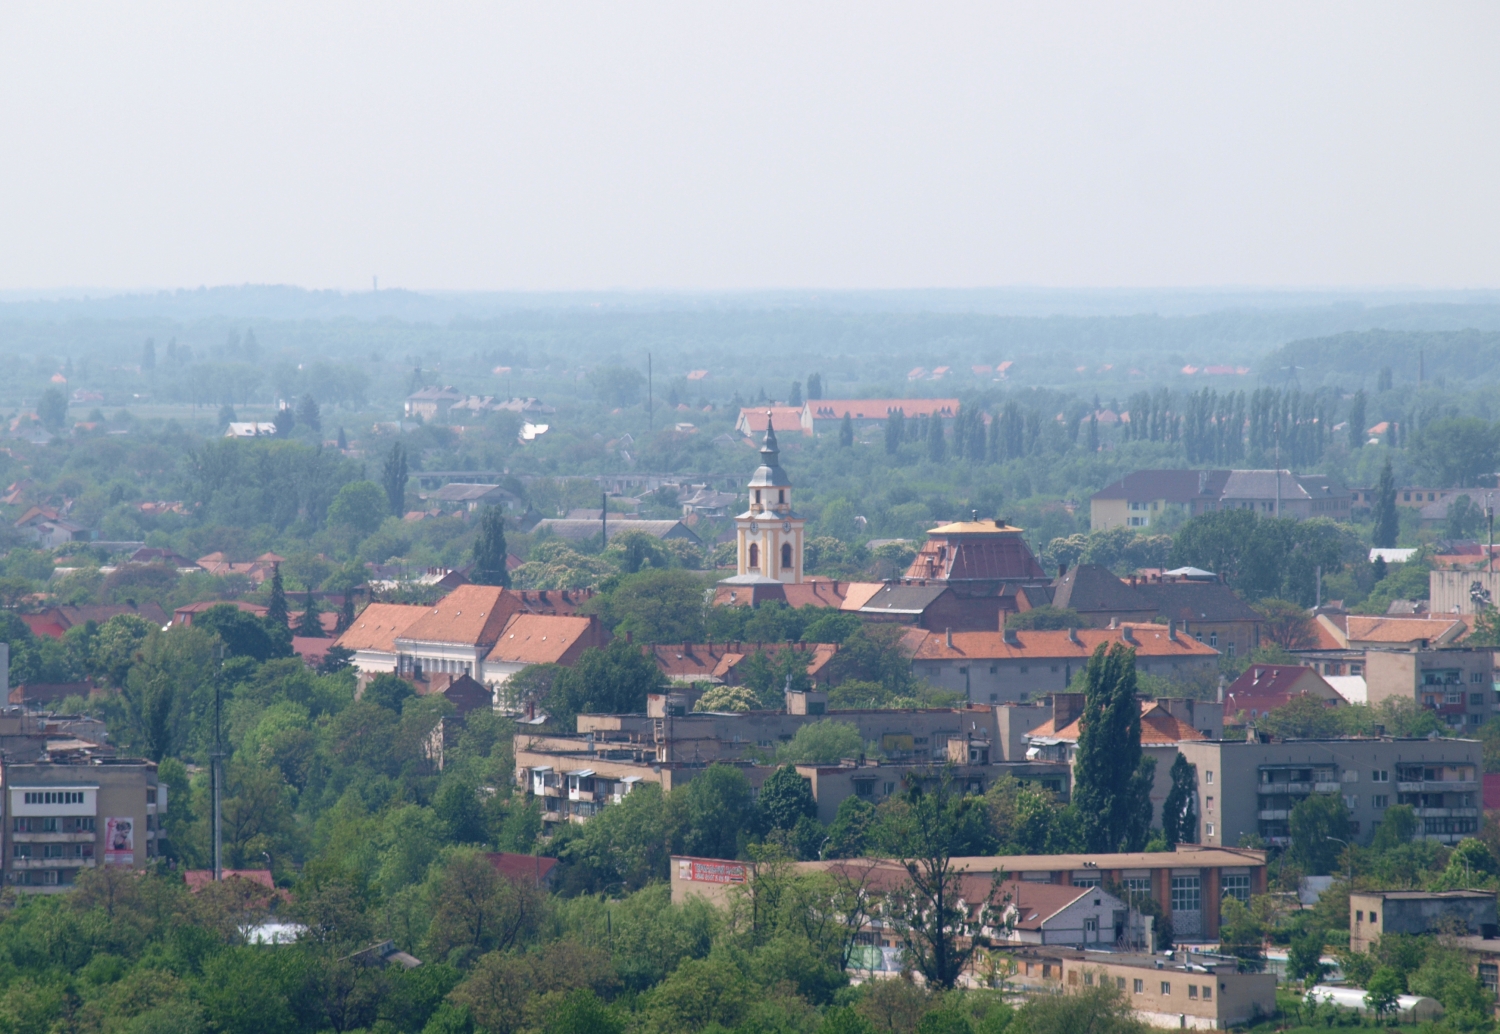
(1414, 416, 1500, 488)
(1169, 511, 1351, 605)
(470, 506, 511, 587)
(1003, 606, 1082, 631)
(760, 766, 818, 831)
(1370, 804, 1418, 852)
(383, 440, 410, 516)
(670, 764, 755, 860)
(777, 720, 866, 765)
(1161, 753, 1197, 848)
(327, 479, 388, 534)
(590, 568, 708, 643)
(1372, 458, 1399, 549)
(1288, 793, 1352, 875)
(1072, 644, 1150, 852)
(195, 602, 292, 661)
(546, 639, 665, 724)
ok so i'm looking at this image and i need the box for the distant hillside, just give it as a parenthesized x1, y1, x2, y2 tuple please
(1263, 328, 1500, 388)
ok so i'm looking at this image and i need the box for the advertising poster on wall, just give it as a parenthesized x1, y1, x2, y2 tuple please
(105, 817, 134, 865)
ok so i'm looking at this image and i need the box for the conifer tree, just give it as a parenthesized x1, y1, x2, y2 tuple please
(1348, 390, 1367, 450)
(839, 412, 854, 448)
(337, 589, 355, 634)
(1087, 413, 1099, 453)
(296, 591, 324, 638)
(1373, 458, 1399, 548)
(471, 506, 511, 587)
(337, 427, 348, 450)
(789, 381, 803, 408)
(1162, 753, 1198, 847)
(266, 563, 289, 629)
(884, 411, 904, 455)
(382, 441, 409, 516)
(806, 372, 823, 400)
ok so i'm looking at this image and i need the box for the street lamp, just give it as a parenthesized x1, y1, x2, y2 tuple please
(1326, 836, 1353, 888)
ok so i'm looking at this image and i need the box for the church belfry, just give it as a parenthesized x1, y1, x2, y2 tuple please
(736, 413, 805, 583)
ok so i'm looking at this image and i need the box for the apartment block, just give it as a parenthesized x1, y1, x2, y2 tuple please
(2, 758, 163, 891)
(1349, 890, 1497, 953)
(1052, 949, 1276, 1029)
(1177, 737, 1482, 849)
(1364, 648, 1498, 730)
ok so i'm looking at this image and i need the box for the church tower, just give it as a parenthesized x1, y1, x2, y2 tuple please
(735, 414, 805, 583)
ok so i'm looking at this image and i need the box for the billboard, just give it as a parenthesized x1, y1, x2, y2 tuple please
(105, 817, 134, 865)
(677, 858, 747, 885)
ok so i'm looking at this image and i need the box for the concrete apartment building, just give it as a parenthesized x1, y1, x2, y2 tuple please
(1090, 469, 1351, 532)
(1054, 949, 1276, 1030)
(1177, 737, 1482, 848)
(1364, 647, 1498, 730)
(905, 625, 1220, 705)
(672, 847, 1268, 946)
(3, 758, 163, 891)
(1349, 890, 1497, 953)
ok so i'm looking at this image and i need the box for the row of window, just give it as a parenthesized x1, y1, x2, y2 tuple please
(13, 817, 94, 833)
(1130, 977, 1213, 1000)
(13, 843, 92, 859)
(21, 792, 84, 805)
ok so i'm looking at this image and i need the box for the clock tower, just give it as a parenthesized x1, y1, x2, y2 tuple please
(735, 414, 805, 583)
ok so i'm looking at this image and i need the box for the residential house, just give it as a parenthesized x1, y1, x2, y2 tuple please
(127, 547, 194, 569)
(530, 518, 702, 545)
(1090, 469, 1351, 532)
(1021, 564, 1157, 627)
(905, 625, 1220, 705)
(404, 386, 464, 421)
(193, 552, 285, 584)
(854, 583, 1008, 632)
(1223, 665, 1343, 723)
(223, 422, 277, 437)
(1178, 736, 1483, 849)
(735, 407, 808, 437)
(427, 483, 520, 511)
(171, 600, 268, 627)
(647, 641, 838, 688)
(391, 585, 519, 683)
(800, 399, 959, 434)
(485, 614, 607, 697)
(19, 603, 169, 640)
(14, 507, 93, 548)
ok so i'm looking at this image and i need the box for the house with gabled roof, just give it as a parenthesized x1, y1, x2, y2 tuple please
(1091, 469, 1351, 532)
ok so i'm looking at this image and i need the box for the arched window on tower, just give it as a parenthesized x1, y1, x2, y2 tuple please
(779, 489, 785, 504)
(755, 490, 761, 504)
(781, 543, 793, 570)
(748, 543, 759, 569)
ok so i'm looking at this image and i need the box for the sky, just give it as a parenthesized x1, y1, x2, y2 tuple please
(0, 3, 1496, 293)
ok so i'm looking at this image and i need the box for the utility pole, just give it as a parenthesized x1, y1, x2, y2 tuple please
(647, 352, 653, 432)
(212, 643, 226, 881)
(601, 491, 607, 548)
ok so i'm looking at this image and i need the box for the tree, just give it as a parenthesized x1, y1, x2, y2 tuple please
(1216, 896, 1265, 970)
(1364, 967, 1404, 1019)
(1287, 931, 1329, 984)
(296, 394, 321, 432)
(669, 764, 754, 860)
(1253, 599, 1316, 650)
(1348, 390, 1366, 450)
(1288, 793, 1352, 875)
(295, 592, 324, 638)
(594, 568, 706, 643)
(1414, 417, 1500, 487)
(120, 625, 218, 761)
(1373, 458, 1399, 548)
(427, 851, 545, 963)
(327, 480, 387, 535)
(1161, 753, 1198, 847)
(1447, 494, 1483, 541)
(1072, 644, 1150, 852)
(382, 441, 410, 516)
(1005, 606, 1083, 630)
(884, 412, 903, 455)
(824, 797, 877, 859)
(470, 507, 511, 587)
(142, 338, 156, 370)
(587, 365, 645, 407)
(759, 766, 817, 832)
(336, 426, 348, 449)
(195, 602, 292, 662)
(266, 564, 289, 629)
(927, 414, 946, 462)
(789, 381, 803, 408)
(1370, 804, 1418, 851)
(37, 387, 67, 430)
(878, 768, 1002, 989)
(776, 720, 864, 765)
(807, 373, 823, 400)
(839, 412, 855, 448)
(549, 640, 665, 722)
(1011, 981, 1148, 1034)
(273, 405, 295, 435)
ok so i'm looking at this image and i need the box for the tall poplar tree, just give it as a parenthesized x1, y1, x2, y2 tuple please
(1373, 458, 1399, 548)
(382, 441, 409, 516)
(1072, 643, 1154, 852)
(839, 412, 854, 448)
(927, 413, 946, 462)
(1348, 390, 1367, 450)
(471, 507, 511, 587)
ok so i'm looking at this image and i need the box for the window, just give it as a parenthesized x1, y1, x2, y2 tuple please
(1480, 964, 1498, 994)
(754, 490, 761, 503)
(1226, 642, 1235, 658)
(1373, 770, 1389, 782)
(1205, 823, 1215, 836)
(1085, 918, 1098, 933)
(21, 792, 84, 805)
(1188, 985, 1199, 999)
(778, 490, 785, 504)
(1356, 910, 1363, 922)
(989, 665, 997, 674)
(1374, 795, 1389, 808)
(1019, 665, 1028, 674)
(147, 789, 157, 804)
(1084, 972, 1094, 985)
(1206, 796, 1214, 811)
(1473, 692, 1486, 704)
(1222, 874, 1250, 902)
(1161, 982, 1171, 996)
(781, 543, 793, 570)
(1133, 979, 1143, 994)
(1209, 632, 1218, 648)
(1202, 986, 1212, 1001)
(1371, 910, 1377, 923)
(1117, 977, 1126, 990)
(1205, 770, 1214, 785)
(1171, 875, 1201, 913)
(748, 544, 759, 567)
(1474, 672, 1486, 684)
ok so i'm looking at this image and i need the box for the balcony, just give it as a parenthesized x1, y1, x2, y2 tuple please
(1313, 782, 1341, 793)
(9, 857, 94, 870)
(11, 832, 97, 844)
(1413, 807, 1479, 819)
(568, 789, 598, 803)
(1259, 783, 1312, 795)
(1397, 781, 1475, 793)
(1257, 810, 1290, 821)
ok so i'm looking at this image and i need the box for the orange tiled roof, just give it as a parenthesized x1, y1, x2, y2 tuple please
(909, 626, 1219, 661)
(334, 603, 429, 653)
(397, 585, 517, 647)
(1345, 615, 1465, 645)
(485, 614, 599, 665)
(1050, 701, 1206, 745)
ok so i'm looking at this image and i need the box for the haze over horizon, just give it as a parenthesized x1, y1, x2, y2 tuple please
(2, 2, 1496, 294)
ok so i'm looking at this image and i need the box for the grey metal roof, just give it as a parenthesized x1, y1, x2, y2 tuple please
(858, 583, 950, 614)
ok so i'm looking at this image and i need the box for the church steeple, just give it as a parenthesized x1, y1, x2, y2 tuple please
(730, 411, 805, 583)
(747, 412, 792, 516)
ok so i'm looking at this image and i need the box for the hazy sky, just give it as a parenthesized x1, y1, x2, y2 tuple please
(1, 3, 1496, 292)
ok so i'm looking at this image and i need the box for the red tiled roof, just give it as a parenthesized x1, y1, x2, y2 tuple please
(485, 614, 601, 666)
(486, 852, 558, 885)
(1049, 702, 1207, 745)
(1345, 615, 1465, 646)
(909, 626, 1219, 661)
(806, 399, 960, 420)
(334, 603, 429, 653)
(184, 869, 275, 893)
(397, 585, 516, 647)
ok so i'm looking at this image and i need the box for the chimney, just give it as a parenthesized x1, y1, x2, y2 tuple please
(1121, 625, 1137, 645)
(1168, 619, 1178, 641)
(1068, 628, 1081, 646)
(1003, 628, 1020, 646)
(1058, 563, 1068, 578)
(946, 627, 953, 648)
(1108, 617, 1118, 629)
